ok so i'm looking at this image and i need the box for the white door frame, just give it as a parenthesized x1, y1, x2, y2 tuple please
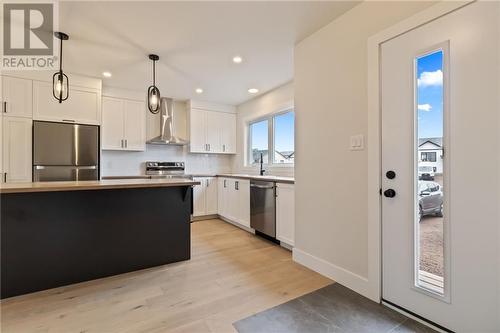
(365, 1, 473, 302)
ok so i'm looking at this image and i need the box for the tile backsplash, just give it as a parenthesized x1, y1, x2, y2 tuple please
(101, 145, 233, 176)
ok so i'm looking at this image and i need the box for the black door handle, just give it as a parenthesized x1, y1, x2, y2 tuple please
(384, 189, 396, 198)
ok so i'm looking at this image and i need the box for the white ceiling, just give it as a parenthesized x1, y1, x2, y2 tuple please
(59, 1, 359, 105)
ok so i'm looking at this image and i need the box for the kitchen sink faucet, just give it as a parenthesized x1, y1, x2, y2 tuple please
(259, 153, 265, 176)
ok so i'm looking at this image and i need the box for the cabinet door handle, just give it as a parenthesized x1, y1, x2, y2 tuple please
(223, 144, 225, 152)
(125, 139, 128, 148)
(235, 181, 239, 190)
(206, 179, 209, 187)
(2, 101, 7, 113)
(223, 179, 226, 188)
(208, 144, 210, 151)
(62, 119, 75, 123)
(4, 172, 7, 183)
(120, 139, 123, 148)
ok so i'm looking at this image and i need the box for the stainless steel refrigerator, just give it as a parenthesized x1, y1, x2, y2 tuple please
(33, 121, 99, 181)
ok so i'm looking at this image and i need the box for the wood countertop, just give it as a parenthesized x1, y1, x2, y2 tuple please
(0, 178, 200, 194)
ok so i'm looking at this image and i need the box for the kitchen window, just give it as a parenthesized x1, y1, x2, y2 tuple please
(248, 110, 295, 166)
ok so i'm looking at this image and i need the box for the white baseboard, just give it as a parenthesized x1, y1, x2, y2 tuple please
(293, 247, 374, 300)
(218, 216, 255, 233)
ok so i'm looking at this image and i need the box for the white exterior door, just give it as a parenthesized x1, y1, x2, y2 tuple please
(381, 2, 499, 331)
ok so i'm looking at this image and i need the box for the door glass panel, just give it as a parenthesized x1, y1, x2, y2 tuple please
(415, 50, 445, 295)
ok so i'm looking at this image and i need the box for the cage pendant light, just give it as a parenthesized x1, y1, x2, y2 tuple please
(52, 32, 70, 103)
(147, 54, 161, 114)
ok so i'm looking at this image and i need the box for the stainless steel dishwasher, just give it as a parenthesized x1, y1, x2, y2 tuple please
(250, 180, 276, 238)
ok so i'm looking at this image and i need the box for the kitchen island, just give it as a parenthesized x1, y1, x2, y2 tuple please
(0, 178, 199, 299)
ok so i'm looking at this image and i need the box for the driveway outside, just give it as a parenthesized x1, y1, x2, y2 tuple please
(419, 175, 444, 277)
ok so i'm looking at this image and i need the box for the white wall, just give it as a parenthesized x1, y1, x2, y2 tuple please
(293, 1, 434, 299)
(233, 82, 294, 177)
(101, 88, 233, 176)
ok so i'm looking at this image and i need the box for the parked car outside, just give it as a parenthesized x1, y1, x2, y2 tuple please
(418, 165, 435, 180)
(418, 181, 443, 220)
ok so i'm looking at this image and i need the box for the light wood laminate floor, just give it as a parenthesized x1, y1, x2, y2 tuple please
(1, 219, 332, 333)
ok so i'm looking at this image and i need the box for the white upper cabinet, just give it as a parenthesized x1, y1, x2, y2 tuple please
(123, 100, 146, 151)
(102, 97, 125, 150)
(220, 112, 236, 153)
(2, 116, 32, 183)
(276, 183, 295, 246)
(189, 109, 207, 153)
(188, 100, 236, 154)
(33, 81, 101, 125)
(205, 111, 222, 153)
(102, 96, 145, 151)
(2, 76, 33, 118)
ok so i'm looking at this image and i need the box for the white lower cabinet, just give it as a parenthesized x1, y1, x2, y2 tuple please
(2, 116, 32, 183)
(193, 177, 218, 217)
(218, 177, 250, 228)
(276, 183, 295, 246)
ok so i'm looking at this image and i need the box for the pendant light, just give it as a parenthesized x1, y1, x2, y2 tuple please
(52, 32, 69, 103)
(147, 54, 161, 114)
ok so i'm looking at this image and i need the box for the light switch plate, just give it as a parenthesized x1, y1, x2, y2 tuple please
(350, 134, 364, 151)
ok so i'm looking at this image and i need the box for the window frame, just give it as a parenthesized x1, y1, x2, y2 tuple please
(421, 151, 437, 162)
(247, 108, 294, 167)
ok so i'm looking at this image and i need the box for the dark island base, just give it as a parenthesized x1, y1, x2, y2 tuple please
(1, 186, 192, 299)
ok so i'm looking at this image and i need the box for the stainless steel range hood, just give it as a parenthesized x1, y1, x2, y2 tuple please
(147, 97, 189, 146)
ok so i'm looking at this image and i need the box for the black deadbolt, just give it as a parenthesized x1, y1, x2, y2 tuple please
(383, 189, 396, 198)
(386, 170, 396, 179)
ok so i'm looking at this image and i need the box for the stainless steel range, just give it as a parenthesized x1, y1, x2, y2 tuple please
(145, 161, 192, 179)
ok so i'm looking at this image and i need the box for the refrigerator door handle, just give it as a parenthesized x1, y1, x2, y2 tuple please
(78, 165, 97, 170)
(34, 165, 96, 170)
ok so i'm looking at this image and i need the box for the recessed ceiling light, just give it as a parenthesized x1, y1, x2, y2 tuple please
(248, 88, 259, 94)
(232, 56, 243, 64)
(102, 71, 112, 78)
(195, 88, 203, 94)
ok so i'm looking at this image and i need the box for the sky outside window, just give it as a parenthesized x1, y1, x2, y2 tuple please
(250, 119, 268, 163)
(417, 50, 444, 139)
(274, 111, 294, 163)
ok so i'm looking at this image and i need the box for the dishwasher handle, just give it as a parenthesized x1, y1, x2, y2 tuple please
(250, 184, 274, 189)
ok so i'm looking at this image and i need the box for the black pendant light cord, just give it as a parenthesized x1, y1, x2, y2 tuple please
(58, 37, 63, 101)
(53, 31, 70, 103)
